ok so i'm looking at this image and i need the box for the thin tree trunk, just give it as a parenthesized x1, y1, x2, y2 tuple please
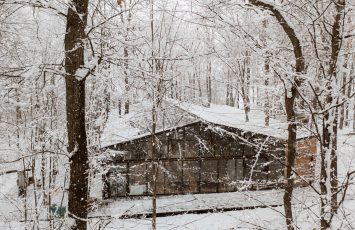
(207, 59, 212, 106)
(249, 2, 306, 229)
(338, 75, 346, 129)
(198, 67, 203, 99)
(121, 3, 131, 114)
(244, 51, 251, 122)
(64, 0, 89, 229)
(124, 46, 129, 114)
(284, 91, 298, 230)
(239, 60, 250, 122)
(236, 83, 239, 109)
(240, 87, 250, 122)
(330, 106, 339, 213)
(326, 0, 345, 217)
(345, 63, 353, 127)
(339, 53, 348, 129)
(264, 59, 270, 126)
(320, 116, 330, 228)
(149, 0, 157, 228)
(151, 102, 158, 230)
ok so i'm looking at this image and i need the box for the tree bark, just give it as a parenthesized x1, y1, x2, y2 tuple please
(151, 102, 158, 230)
(338, 74, 346, 129)
(64, 0, 89, 229)
(238, 57, 250, 122)
(121, 3, 131, 114)
(264, 58, 270, 126)
(124, 46, 130, 114)
(249, 1, 305, 230)
(324, 0, 345, 217)
(345, 64, 353, 127)
(207, 59, 212, 106)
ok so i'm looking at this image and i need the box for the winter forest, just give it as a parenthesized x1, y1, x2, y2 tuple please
(0, 0, 354, 229)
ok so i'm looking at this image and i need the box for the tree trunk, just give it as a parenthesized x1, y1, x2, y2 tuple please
(236, 83, 239, 109)
(249, 1, 305, 229)
(283, 90, 297, 230)
(121, 4, 131, 115)
(264, 59, 270, 126)
(64, 0, 89, 229)
(207, 59, 212, 106)
(118, 100, 122, 116)
(339, 52, 349, 129)
(240, 87, 250, 122)
(338, 74, 346, 129)
(330, 106, 339, 214)
(326, 0, 345, 217)
(239, 60, 250, 122)
(124, 46, 129, 114)
(345, 63, 353, 127)
(151, 103, 158, 230)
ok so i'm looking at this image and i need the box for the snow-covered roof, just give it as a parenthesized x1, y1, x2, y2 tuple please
(100, 102, 197, 147)
(100, 101, 312, 147)
(177, 102, 311, 141)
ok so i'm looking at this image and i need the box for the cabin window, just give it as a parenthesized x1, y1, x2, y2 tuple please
(129, 163, 148, 195)
(106, 164, 128, 197)
(108, 174, 126, 197)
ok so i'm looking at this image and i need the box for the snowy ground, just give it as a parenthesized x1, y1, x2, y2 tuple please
(93, 188, 315, 229)
(95, 189, 285, 217)
(0, 129, 354, 229)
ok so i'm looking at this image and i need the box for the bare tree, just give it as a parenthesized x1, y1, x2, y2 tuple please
(249, 1, 306, 229)
(64, 0, 90, 229)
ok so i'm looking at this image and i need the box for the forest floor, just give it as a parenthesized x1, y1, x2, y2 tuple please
(0, 129, 354, 229)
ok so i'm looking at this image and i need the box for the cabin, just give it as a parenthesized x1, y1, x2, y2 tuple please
(100, 102, 316, 198)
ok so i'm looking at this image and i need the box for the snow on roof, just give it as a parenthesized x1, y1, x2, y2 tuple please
(100, 102, 196, 147)
(176, 102, 312, 141)
(100, 113, 141, 148)
(101, 101, 312, 147)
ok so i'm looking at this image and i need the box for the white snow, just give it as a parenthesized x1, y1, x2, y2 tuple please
(94, 188, 294, 217)
(177, 102, 311, 140)
(101, 101, 312, 148)
(100, 109, 141, 147)
(100, 102, 196, 147)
